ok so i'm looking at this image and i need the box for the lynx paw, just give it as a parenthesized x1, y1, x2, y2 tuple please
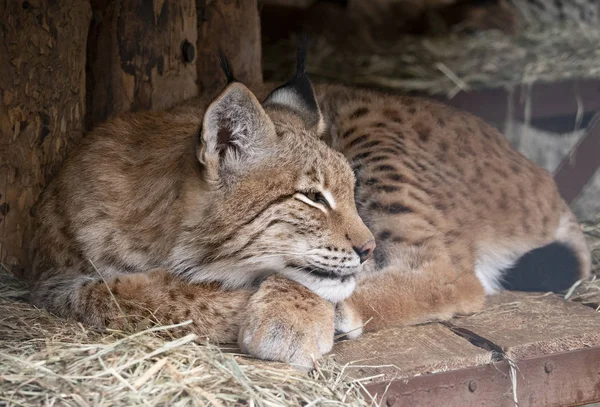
(334, 301, 364, 340)
(238, 275, 335, 370)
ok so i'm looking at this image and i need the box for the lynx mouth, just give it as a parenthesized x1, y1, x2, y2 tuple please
(283, 264, 358, 303)
(293, 264, 356, 283)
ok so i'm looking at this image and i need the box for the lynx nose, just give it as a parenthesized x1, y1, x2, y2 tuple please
(353, 240, 376, 263)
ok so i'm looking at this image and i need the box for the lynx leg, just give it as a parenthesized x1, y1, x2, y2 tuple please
(337, 239, 485, 335)
(30, 268, 251, 343)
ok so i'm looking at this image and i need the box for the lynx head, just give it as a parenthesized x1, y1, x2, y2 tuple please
(185, 48, 374, 303)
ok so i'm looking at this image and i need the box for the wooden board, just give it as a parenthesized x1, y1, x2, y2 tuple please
(448, 291, 600, 360)
(368, 346, 600, 407)
(347, 292, 600, 406)
(333, 323, 492, 381)
(431, 79, 600, 125)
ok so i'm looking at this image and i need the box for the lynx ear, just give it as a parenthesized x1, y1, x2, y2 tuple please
(263, 36, 324, 133)
(198, 82, 275, 184)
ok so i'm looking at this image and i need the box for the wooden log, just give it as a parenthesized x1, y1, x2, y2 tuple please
(86, 0, 198, 129)
(369, 346, 600, 407)
(333, 323, 492, 381)
(0, 0, 92, 277)
(196, 0, 262, 97)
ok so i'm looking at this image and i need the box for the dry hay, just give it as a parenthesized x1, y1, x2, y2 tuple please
(263, 23, 600, 98)
(583, 213, 600, 275)
(0, 270, 371, 407)
(566, 214, 600, 309)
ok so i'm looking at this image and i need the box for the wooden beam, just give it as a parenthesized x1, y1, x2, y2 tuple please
(430, 79, 600, 124)
(553, 113, 600, 204)
(336, 292, 600, 406)
(367, 346, 600, 407)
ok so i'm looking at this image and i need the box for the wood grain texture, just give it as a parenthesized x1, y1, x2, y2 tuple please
(86, 0, 198, 129)
(369, 346, 600, 407)
(196, 0, 262, 97)
(0, 0, 91, 276)
(259, 0, 316, 7)
(333, 323, 492, 381)
(449, 291, 600, 360)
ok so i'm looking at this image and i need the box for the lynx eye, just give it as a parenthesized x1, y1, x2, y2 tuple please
(303, 191, 330, 208)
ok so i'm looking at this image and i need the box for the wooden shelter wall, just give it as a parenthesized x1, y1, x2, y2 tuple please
(0, 0, 262, 275)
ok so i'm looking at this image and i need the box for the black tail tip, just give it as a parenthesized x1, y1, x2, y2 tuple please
(501, 242, 582, 293)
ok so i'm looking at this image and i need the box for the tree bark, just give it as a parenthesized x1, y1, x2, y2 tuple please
(0, 0, 92, 277)
(86, 0, 198, 129)
(197, 0, 263, 98)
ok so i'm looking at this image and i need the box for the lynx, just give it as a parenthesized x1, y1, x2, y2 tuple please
(28, 51, 590, 368)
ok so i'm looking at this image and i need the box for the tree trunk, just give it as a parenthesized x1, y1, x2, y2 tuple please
(0, 0, 92, 277)
(197, 0, 263, 98)
(85, 0, 198, 129)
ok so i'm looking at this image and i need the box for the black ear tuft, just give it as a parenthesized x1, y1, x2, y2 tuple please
(263, 34, 323, 131)
(218, 48, 236, 84)
(295, 33, 308, 77)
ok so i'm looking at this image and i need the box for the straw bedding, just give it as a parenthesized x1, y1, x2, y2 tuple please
(263, 23, 600, 98)
(0, 267, 371, 406)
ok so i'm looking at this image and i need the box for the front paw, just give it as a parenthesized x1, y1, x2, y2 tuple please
(238, 275, 335, 370)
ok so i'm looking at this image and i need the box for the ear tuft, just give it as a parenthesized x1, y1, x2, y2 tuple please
(295, 33, 308, 77)
(218, 49, 236, 84)
(263, 34, 324, 133)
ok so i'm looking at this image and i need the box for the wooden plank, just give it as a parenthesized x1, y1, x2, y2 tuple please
(448, 291, 600, 360)
(431, 79, 600, 124)
(553, 113, 600, 204)
(332, 323, 492, 381)
(367, 346, 600, 407)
